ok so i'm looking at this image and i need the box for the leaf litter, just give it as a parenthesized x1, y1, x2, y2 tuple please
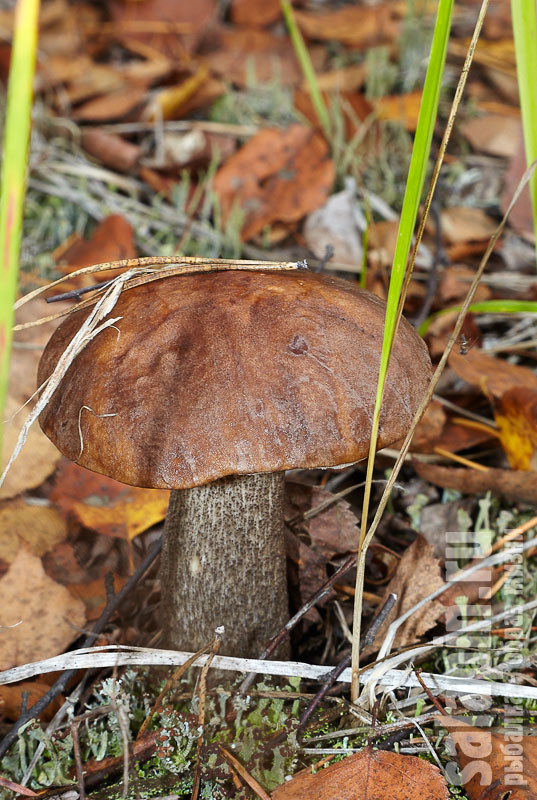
(3, 0, 537, 796)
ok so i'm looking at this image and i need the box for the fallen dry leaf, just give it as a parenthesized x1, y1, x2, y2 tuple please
(285, 528, 326, 626)
(376, 89, 423, 131)
(213, 124, 334, 241)
(492, 387, 537, 470)
(294, 87, 372, 140)
(55, 213, 137, 287)
(0, 499, 67, 564)
(442, 717, 537, 800)
(51, 461, 169, 540)
(109, 0, 216, 57)
(81, 128, 141, 173)
(294, 4, 398, 48)
(364, 534, 446, 654)
(1, 399, 61, 501)
(501, 127, 534, 236)
(68, 574, 126, 621)
(0, 548, 86, 670)
(462, 114, 521, 158)
(230, 0, 281, 27)
(410, 400, 447, 453)
(303, 185, 364, 270)
(413, 461, 537, 504)
(0, 680, 64, 722)
(439, 265, 492, 304)
(286, 480, 359, 558)
(449, 348, 537, 399)
(71, 86, 147, 122)
(271, 746, 449, 799)
(441, 207, 498, 245)
(144, 67, 209, 121)
(207, 28, 325, 88)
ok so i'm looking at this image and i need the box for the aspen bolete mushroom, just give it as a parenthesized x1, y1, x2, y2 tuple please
(38, 269, 431, 658)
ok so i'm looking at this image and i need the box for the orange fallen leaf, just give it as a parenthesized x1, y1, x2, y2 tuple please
(213, 124, 334, 241)
(72, 86, 147, 122)
(442, 718, 537, 800)
(0, 681, 64, 722)
(413, 461, 537, 504)
(1, 399, 61, 501)
(271, 746, 449, 799)
(293, 4, 398, 47)
(230, 0, 281, 27)
(376, 89, 423, 131)
(207, 28, 326, 88)
(51, 461, 169, 540)
(0, 499, 67, 564)
(55, 214, 137, 288)
(449, 349, 537, 399)
(492, 387, 537, 470)
(0, 548, 86, 670)
(502, 126, 534, 236)
(109, 0, 216, 57)
(68, 574, 126, 621)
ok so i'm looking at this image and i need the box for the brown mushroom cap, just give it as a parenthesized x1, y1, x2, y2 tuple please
(38, 270, 431, 489)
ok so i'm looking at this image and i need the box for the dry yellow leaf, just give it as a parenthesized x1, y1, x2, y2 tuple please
(0, 499, 68, 563)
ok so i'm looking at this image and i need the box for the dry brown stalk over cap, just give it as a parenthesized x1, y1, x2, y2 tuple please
(38, 269, 432, 658)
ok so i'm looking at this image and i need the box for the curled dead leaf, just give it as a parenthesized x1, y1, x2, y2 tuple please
(363, 534, 446, 655)
(413, 460, 537, 504)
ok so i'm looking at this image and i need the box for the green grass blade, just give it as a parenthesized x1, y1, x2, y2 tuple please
(418, 299, 537, 336)
(351, 0, 454, 701)
(280, 0, 331, 137)
(511, 0, 537, 253)
(0, 0, 41, 458)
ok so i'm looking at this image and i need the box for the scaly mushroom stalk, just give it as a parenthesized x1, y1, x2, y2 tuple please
(160, 473, 289, 657)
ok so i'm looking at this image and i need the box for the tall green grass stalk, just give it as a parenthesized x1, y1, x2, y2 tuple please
(511, 0, 537, 253)
(350, 0, 454, 701)
(0, 0, 41, 458)
(280, 0, 331, 138)
(351, 0, 490, 703)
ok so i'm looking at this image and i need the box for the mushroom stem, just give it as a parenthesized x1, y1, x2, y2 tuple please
(160, 472, 290, 658)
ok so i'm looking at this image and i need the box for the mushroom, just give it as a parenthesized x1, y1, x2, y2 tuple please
(38, 269, 431, 658)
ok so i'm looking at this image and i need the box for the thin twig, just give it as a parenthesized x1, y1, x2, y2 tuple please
(71, 721, 85, 800)
(191, 628, 223, 800)
(414, 668, 448, 716)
